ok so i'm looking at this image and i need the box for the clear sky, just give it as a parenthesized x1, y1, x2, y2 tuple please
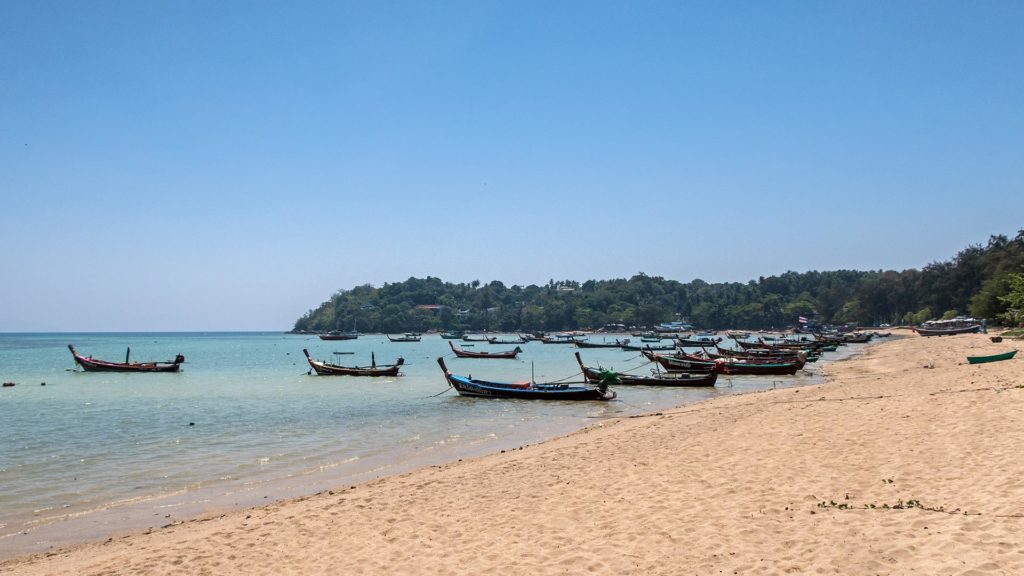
(1, 1, 1021, 331)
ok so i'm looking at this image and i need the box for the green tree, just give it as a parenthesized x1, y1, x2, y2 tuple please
(291, 230, 1024, 332)
(969, 273, 1013, 320)
(998, 272, 1024, 326)
(903, 307, 932, 325)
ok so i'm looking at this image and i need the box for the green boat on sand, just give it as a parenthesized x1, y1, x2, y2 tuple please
(966, 350, 1017, 364)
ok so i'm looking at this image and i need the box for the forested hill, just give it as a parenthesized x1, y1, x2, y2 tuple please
(293, 231, 1024, 333)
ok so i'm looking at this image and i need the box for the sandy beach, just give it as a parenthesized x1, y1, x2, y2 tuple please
(2, 331, 1022, 575)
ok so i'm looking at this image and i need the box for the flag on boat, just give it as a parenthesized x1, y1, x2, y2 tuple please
(798, 316, 808, 324)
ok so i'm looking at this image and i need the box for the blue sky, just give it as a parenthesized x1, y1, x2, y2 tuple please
(1, 1, 1021, 331)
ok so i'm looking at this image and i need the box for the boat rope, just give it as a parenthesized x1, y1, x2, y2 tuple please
(426, 385, 452, 398)
(545, 369, 588, 383)
(592, 357, 657, 376)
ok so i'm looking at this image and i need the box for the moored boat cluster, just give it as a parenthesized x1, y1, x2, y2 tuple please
(61, 328, 893, 401)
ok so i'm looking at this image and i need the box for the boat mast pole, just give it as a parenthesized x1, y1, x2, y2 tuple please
(125, 347, 130, 364)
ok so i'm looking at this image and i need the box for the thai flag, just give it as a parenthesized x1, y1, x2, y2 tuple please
(798, 316, 808, 324)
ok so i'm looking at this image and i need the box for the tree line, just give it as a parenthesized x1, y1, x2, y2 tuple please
(293, 230, 1024, 333)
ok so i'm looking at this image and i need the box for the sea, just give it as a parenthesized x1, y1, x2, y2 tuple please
(0, 332, 858, 559)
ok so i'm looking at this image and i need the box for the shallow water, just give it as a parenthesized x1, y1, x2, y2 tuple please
(0, 332, 857, 558)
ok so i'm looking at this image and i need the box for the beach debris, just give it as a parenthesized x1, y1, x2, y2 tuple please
(817, 497, 978, 515)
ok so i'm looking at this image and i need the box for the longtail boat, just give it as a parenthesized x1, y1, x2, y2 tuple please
(642, 350, 721, 373)
(733, 338, 825, 352)
(487, 336, 528, 345)
(916, 326, 981, 337)
(318, 332, 359, 341)
(68, 345, 184, 373)
(575, 339, 629, 349)
(675, 350, 802, 374)
(966, 349, 1017, 364)
(303, 349, 403, 376)
(676, 337, 722, 347)
(621, 343, 676, 351)
(710, 346, 819, 364)
(575, 352, 717, 387)
(440, 331, 465, 339)
(387, 334, 421, 342)
(710, 346, 809, 362)
(698, 348, 807, 369)
(541, 335, 581, 344)
(915, 318, 982, 337)
(437, 357, 616, 400)
(643, 350, 801, 375)
(449, 341, 522, 359)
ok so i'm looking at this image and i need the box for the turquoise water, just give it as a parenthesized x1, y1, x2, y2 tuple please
(0, 332, 845, 558)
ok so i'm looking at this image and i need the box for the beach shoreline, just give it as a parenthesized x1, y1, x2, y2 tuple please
(4, 330, 1022, 574)
(0, 334, 838, 561)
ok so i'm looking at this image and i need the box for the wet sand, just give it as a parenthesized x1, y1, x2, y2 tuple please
(3, 330, 1022, 575)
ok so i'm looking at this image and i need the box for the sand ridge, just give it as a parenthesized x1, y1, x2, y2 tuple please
(2, 331, 1022, 575)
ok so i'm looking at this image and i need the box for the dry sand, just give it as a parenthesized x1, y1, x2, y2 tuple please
(2, 331, 1022, 575)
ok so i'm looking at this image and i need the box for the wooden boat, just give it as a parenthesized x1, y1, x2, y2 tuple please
(318, 332, 358, 341)
(916, 325, 981, 337)
(487, 336, 528, 345)
(733, 338, 823, 352)
(387, 334, 421, 342)
(711, 346, 819, 363)
(642, 350, 721, 373)
(838, 332, 874, 343)
(574, 339, 629, 349)
(676, 337, 722, 347)
(710, 346, 808, 361)
(437, 357, 616, 400)
(68, 344, 184, 373)
(915, 319, 982, 337)
(440, 331, 465, 339)
(643, 350, 801, 375)
(541, 335, 580, 344)
(449, 341, 522, 359)
(676, 350, 802, 374)
(303, 349, 403, 376)
(461, 334, 489, 342)
(966, 349, 1017, 364)
(700, 348, 807, 369)
(575, 352, 717, 387)
(621, 343, 676, 351)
